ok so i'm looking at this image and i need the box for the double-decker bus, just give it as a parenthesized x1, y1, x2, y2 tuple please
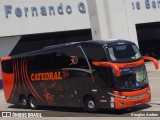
(0, 40, 158, 112)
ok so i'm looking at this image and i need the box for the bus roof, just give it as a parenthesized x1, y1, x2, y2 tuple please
(11, 39, 134, 59)
(43, 39, 133, 49)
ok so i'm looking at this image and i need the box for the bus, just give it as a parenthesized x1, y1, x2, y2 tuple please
(0, 40, 158, 112)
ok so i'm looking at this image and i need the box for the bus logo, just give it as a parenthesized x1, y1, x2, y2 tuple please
(70, 56, 78, 65)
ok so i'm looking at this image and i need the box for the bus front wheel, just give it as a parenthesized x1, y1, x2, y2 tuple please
(29, 96, 38, 110)
(84, 97, 97, 112)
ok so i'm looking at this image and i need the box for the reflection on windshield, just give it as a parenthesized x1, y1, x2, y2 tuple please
(114, 65, 148, 91)
(107, 44, 142, 62)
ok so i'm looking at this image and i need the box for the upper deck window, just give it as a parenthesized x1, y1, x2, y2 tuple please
(27, 47, 89, 71)
(106, 44, 142, 62)
(82, 45, 107, 63)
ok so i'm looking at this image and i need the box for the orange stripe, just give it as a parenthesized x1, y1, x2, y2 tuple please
(21, 58, 27, 94)
(113, 86, 150, 96)
(16, 60, 20, 96)
(143, 56, 158, 70)
(1, 56, 11, 61)
(10, 60, 18, 101)
(114, 59, 144, 68)
(1, 59, 14, 102)
(114, 93, 151, 109)
(1, 72, 14, 102)
(92, 59, 145, 76)
(24, 58, 44, 103)
(22, 58, 40, 103)
(92, 61, 121, 77)
(113, 87, 151, 109)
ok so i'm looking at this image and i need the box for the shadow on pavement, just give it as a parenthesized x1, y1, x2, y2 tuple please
(8, 104, 152, 117)
(149, 103, 160, 105)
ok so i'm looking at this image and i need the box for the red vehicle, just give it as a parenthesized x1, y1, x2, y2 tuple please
(0, 40, 158, 112)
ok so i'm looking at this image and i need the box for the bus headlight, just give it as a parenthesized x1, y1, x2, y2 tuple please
(146, 90, 150, 94)
(114, 94, 127, 99)
(108, 92, 127, 99)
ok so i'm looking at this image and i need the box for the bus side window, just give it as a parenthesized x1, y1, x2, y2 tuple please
(82, 45, 107, 70)
(1, 60, 13, 74)
(28, 54, 53, 71)
(82, 46, 107, 62)
(27, 47, 90, 71)
(51, 52, 68, 69)
(36, 54, 53, 71)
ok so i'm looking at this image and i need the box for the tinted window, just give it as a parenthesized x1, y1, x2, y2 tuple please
(27, 47, 89, 71)
(82, 45, 107, 64)
(107, 44, 142, 62)
(114, 65, 148, 91)
(28, 54, 53, 71)
(1, 60, 13, 73)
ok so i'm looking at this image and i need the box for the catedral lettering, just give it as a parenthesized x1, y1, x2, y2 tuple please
(31, 72, 62, 81)
(0, 40, 159, 112)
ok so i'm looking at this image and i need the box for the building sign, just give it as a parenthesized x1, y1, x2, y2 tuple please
(132, 0, 160, 10)
(4, 2, 86, 18)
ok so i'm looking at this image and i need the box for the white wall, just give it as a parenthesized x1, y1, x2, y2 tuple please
(131, 0, 160, 24)
(87, 0, 109, 40)
(0, 36, 20, 57)
(87, 0, 138, 45)
(0, 0, 90, 37)
(87, 0, 160, 46)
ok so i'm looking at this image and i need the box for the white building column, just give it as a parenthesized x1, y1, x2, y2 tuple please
(87, 0, 139, 46)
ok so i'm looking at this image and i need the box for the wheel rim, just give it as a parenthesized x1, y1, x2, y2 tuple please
(30, 99, 35, 108)
(88, 100, 95, 109)
(22, 99, 27, 106)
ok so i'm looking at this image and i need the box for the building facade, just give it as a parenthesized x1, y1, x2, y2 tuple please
(1, 0, 160, 88)
(0, 0, 91, 88)
(88, 0, 160, 56)
(0, 0, 91, 56)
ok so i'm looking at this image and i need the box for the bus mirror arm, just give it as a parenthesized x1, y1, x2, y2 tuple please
(92, 61, 121, 77)
(142, 56, 159, 70)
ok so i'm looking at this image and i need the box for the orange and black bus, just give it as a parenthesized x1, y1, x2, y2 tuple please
(0, 40, 158, 112)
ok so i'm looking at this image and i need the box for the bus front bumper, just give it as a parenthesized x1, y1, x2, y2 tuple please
(112, 87, 151, 109)
(114, 93, 151, 109)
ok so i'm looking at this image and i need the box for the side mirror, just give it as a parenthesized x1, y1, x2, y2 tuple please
(143, 56, 159, 70)
(92, 61, 121, 77)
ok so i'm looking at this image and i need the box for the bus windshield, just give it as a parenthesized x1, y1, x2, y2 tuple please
(113, 65, 148, 91)
(106, 44, 142, 62)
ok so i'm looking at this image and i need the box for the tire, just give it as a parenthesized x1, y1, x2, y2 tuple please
(19, 96, 28, 109)
(84, 97, 97, 112)
(29, 96, 38, 110)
